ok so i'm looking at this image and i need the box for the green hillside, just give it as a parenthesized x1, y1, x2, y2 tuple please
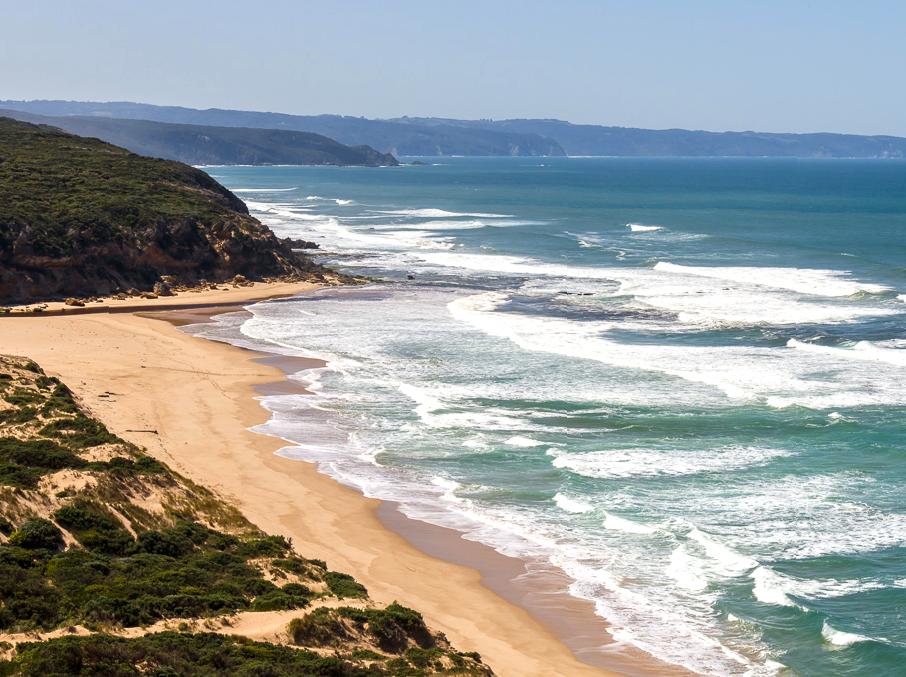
(0, 117, 325, 302)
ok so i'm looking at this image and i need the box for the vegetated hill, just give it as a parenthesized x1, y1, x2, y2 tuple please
(0, 100, 566, 157)
(0, 109, 398, 167)
(390, 117, 906, 158)
(0, 117, 334, 303)
(0, 354, 492, 675)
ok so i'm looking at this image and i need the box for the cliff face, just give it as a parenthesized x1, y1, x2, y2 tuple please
(0, 117, 325, 302)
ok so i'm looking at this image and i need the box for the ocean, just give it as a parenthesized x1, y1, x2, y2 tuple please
(193, 157, 906, 676)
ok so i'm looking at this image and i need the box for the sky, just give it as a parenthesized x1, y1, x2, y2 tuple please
(3, 1, 906, 136)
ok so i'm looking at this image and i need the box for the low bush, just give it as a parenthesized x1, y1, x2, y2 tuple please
(54, 500, 132, 556)
(0, 632, 371, 676)
(40, 414, 119, 447)
(339, 603, 433, 654)
(288, 608, 349, 647)
(325, 571, 368, 599)
(8, 519, 64, 552)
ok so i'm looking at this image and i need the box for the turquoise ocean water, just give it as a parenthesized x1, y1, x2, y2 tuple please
(195, 158, 906, 676)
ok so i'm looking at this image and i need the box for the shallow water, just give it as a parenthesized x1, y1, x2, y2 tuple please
(197, 158, 906, 676)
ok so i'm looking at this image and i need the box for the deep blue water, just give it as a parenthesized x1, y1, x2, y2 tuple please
(197, 158, 906, 676)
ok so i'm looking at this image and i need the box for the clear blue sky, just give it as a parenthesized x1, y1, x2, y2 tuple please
(4, 1, 905, 135)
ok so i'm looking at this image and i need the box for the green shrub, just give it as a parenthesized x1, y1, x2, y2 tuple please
(250, 590, 309, 612)
(0, 405, 38, 425)
(271, 556, 309, 576)
(3, 388, 43, 407)
(34, 376, 58, 390)
(288, 608, 348, 647)
(8, 518, 64, 551)
(280, 582, 312, 597)
(40, 383, 79, 415)
(0, 437, 87, 487)
(339, 603, 433, 654)
(54, 500, 132, 555)
(1, 632, 366, 676)
(236, 534, 291, 558)
(40, 414, 118, 447)
(324, 571, 367, 599)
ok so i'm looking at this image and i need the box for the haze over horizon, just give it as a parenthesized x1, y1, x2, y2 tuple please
(4, 0, 906, 136)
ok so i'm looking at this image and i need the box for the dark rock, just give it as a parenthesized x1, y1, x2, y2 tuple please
(153, 281, 173, 296)
(281, 237, 320, 250)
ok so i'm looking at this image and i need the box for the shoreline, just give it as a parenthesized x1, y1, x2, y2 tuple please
(0, 282, 678, 676)
(247, 348, 687, 677)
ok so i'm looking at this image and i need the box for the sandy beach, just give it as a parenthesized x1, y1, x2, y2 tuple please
(0, 282, 679, 677)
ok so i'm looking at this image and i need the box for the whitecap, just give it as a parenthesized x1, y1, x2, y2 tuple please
(232, 186, 298, 192)
(787, 338, 906, 368)
(547, 446, 787, 479)
(821, 621, 874, 647)
(603, 511, 657, 534)
(653, 262, 890, 297)
(504, 435, 547, 447)
(553, 493, 594, 514)
(666, 545, 709, 591)
(431, 476, 463, 502)
(373, 208, 513, 218)
(688, 528, 758, 576)
(627, 223, 663, 232)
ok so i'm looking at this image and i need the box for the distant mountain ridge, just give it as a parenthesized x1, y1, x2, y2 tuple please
(0, 109, 397, 166)
(3, 100, 905, 158)
(390, 117, 906, 158)
(0, 101, 564, 157)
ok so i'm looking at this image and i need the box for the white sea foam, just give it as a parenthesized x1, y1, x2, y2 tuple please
(547, 446, 786, 479)
(424, 255, 892, 327)
(418, 252, 619, 280)
(374, 208, 512, 218)
(232, 186, 298, 192)
(627, 223, 663, 232)
(335, 198, 354, 205)
(553, 493, 593, 513)
(667, 545, 709, 591)
(751, 566, 797, 607)
(504, 435, 547, 447)
(688, 528, 758, 576)
(400, 219, 489, 231)
(821, 621, 874, 647)
(653, 262, 890, 297)
(431, 476, 463, 502)
(787, 338, 906, 367)
(398, 382, 525, 429)
(603, 511, 657, 534)
(449, 291, 906, 408)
